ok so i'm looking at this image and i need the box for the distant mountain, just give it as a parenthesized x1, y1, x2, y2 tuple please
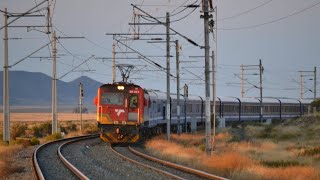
(0, 71, 103, 106)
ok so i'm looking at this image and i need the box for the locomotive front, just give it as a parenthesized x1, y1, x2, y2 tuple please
(94, 83, 144, 143)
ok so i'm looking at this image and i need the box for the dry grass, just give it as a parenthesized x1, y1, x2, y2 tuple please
(146, 131, 320, 179)
(247, 166, 319, 180)
(0, 145, 24, 178)
(0, 112, 96, 122)
(146, 134, 255, 176)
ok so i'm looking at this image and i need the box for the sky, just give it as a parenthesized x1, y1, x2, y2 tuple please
(0, 0, 320, 99)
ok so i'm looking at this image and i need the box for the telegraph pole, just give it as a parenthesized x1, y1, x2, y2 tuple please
(259, 59, 263, 123)
(3, 8, 10, 142)
(241, 64, 244, 98)
(166, 12, 171, 141)
(314, 66, 317, 100)
(79, 83, 83, 132)
(202, 0, 212, 155)
(52, 31, 57, 134)
(176, 40, 181, 135)
(112, 42, 116, 83)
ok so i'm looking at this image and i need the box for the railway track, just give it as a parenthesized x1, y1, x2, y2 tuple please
(111, 145, 229, 180)
(32, 134, 98, 180)
(34, 134, 228, 180)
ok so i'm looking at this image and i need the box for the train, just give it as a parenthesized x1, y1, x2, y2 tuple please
(93, 82, 312, 143)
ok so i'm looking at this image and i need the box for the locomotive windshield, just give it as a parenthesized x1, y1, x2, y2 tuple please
(101, 92, 123, 105)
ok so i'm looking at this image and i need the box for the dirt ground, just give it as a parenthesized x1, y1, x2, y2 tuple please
(1, 146, 36, 180)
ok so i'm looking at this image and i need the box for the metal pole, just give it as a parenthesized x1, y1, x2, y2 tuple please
(3, 8, 10, 142)
(52, 31, 57, 133)
(203, 0, 212, 156)
(166, 12, 171, 141)
(79, 83, 83, 132)
(212, 50, 216, 150)
(176, 40, 180, 135)
(112, 42, 116, 83)
(300, 72, 303, 99)
(212, 7, 217, 151)
(259, 59, 263, 123)
(314, 66, 317, 100)
(241, 64, 244, 98)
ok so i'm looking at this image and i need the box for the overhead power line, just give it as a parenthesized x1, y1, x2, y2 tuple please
(218, 0, 273, 21)
(220, 1, 320, 31)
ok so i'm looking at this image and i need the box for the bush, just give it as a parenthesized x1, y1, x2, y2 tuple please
(32, 122, 52, 137)
(65, 122, 77, 132)
(45, 132, 63, 141)
(299, 146, 320, 156)
(14, 138, 31, 147)
(83, 123, 98, 134)
(261, 160, 302, 167)
(10, 124, 28, 140)
(311, 99, 320, 110)
(30, 137, 40, 145)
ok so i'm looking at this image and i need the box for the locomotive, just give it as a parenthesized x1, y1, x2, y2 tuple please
(94, 82, 311, 143)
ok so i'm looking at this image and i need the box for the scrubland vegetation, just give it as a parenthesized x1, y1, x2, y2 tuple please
(145, 115, 320, 180)
(0, 116, 98, 178)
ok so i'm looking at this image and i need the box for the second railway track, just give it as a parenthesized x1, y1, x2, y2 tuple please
(33, 134, 98, 180)
(111, 145, 228, 180)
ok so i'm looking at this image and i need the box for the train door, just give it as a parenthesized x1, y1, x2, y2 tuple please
(128, 93, 139, 122)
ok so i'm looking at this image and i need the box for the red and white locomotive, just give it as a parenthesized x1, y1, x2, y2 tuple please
(94, 82, 146, 143)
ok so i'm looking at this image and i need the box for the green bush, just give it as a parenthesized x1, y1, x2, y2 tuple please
(261, 160, 301, 167)
(299, 146, 320, 156)
(32, 122, 52, 137)
(10, 123, 28, 140)
(45, 132, 62, 141)
(30, 137, 40, 145)
(198, 143, 206, 152)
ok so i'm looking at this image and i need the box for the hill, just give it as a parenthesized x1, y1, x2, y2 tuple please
(0, 71, 103, 106)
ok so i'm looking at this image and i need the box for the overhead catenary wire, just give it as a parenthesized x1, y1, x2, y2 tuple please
(218, 0, 273, 21)
(219, 0, 320, 31)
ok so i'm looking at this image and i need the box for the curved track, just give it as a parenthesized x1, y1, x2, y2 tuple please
(111, 145, 229, 180)
(33, 134, 98, 180)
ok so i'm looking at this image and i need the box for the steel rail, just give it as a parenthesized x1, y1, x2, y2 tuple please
(58, 134, 99, 180)
(110, 145, 184, 180)
(32, 134, 98, 180)
(129, 146, 229, 180)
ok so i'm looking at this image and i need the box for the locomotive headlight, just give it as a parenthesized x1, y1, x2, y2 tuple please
(117, 85, 125, 90)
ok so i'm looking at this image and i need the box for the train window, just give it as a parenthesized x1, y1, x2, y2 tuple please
(129, 95, 138, 108)
(196, 104, 200, 113)
(187, 104, 192, 112)
(101, 93, 123, 105)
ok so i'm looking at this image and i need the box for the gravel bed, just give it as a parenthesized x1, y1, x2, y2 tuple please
(61, 137, 171, 179)
(36, 141, 78, 180)
(115, 145, 206, 180)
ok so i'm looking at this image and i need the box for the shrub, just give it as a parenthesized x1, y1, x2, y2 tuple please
(299, 146, 320, 156)
(83, 123, 98, 134)
(30, 137, 40, 145)
(45, 132, 62, 141)
(10, 124, 28, 140)
(65, 122, 77, 132)
(261, 160, 302, 167)
(32, 122, 52, 137)
(198, 143, 206, 152)
(14, 138, 31, 147)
